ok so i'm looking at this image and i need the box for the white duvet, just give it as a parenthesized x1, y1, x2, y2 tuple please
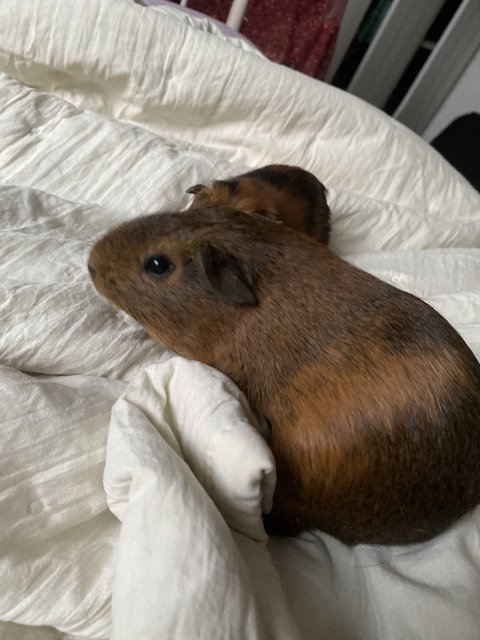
(0, 1, 479, 639)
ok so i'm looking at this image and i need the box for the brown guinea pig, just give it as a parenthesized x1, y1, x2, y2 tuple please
(88, 207, 480, 545)
(186, 164, 331, 244)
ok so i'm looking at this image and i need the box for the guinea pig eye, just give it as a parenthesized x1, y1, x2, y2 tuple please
(142, 254, 175, 278)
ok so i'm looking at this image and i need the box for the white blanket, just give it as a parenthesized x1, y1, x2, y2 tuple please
(0, 1, 479, 639)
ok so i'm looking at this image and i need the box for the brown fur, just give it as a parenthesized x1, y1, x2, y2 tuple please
(187, 164, 331, 244)
(88, 207, 480, 545)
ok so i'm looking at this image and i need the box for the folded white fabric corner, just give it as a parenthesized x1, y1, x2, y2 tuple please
(104, 356, 276, 543)
(104, 356, 288, 640)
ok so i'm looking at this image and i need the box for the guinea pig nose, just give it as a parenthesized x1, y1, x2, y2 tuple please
(88, 263, 96, 279)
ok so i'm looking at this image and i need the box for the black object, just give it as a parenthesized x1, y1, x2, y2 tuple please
(431, 113, 480, 192)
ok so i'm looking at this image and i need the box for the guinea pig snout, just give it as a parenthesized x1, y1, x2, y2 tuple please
(88, 255, 112, 288)
(88, 246, 123, 299)
(88, 248, 113, 292)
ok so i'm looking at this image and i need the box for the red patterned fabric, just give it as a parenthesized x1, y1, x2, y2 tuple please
(187, 0, 348, 79)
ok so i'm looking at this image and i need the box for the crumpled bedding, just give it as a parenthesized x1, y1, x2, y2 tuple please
(0, 1, 479, 639)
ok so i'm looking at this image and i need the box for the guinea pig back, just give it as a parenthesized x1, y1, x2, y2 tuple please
(89, 207, 480, 545)
(186, 164, 331, 244)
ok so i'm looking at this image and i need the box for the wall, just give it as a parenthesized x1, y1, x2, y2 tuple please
(422, 48, 480, 141)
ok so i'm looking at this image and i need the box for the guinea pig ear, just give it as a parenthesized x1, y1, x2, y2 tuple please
(196, 244, 257, 306)
(186, 184, 206, 195)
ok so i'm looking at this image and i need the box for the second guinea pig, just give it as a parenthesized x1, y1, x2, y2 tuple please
(88, 206, 480, 546)
(186, 164, 331, 244)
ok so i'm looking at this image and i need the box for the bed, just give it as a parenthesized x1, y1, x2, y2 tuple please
(0, 1, 479, 639)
